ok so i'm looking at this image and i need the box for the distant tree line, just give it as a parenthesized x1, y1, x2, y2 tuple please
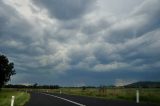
(4, 81, 160, 89)
(4, 84, 60, 89)
(4, 85, 98, 89)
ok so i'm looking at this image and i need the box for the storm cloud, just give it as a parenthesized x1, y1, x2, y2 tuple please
(32, 0, 95, 20)
(0, 0, 160, 86)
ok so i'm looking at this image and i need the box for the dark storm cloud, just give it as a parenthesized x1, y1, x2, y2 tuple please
(0, 1, 35, 53)
(32, 0, 95, 20)
(82, 19, 111, 35)
(0, 0, 160, 86)
(0, 1, 50, 73)
(105, 0, 160, 43)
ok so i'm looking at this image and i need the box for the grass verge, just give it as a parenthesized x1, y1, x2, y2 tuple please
(0, 89, 30, 106)
(37, 88, 160, 105)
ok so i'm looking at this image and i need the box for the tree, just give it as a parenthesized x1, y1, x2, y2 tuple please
(0, 54, 16, 89)
(33, 83, 38, 88)
(82, 86, 86, 91)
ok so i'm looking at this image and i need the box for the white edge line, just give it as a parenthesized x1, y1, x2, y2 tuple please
(41, 93, 86, 106)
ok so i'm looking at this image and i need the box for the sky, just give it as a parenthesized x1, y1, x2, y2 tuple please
(0, 0, 160, 86)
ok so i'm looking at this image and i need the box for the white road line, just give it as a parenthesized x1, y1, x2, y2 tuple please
(41, 93, 86, 106)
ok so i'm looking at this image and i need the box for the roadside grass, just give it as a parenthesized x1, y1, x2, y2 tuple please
(45, 88, 160, 105)
(16, 87, 160, 105)
(0, 89, 30, 106)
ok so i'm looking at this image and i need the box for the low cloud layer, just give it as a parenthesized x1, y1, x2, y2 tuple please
(0, 0, 160, 86)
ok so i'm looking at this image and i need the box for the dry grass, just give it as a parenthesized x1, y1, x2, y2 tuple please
(48, 88, 160, 104)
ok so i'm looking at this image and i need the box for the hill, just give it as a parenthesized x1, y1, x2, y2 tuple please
(124, 81, 160, 88)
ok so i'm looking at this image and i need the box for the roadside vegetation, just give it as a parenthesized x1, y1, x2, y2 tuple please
(30, 87, 160, 105)
(62, 88, 160, 103)
(59, 88, 160, 104)
(3, 82, 160, 105)
(0, 89, 30, 106)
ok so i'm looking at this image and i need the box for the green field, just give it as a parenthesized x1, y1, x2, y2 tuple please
(0, 89, 30, 106)
(34, 88, 160, 105)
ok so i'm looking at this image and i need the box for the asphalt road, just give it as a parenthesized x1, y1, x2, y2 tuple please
(25, 92, 154, 106)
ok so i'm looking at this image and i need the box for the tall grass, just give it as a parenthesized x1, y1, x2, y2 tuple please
(16, 87, 160, 105)
(47, 88, 160, 104)
(0, 89, 30, 106)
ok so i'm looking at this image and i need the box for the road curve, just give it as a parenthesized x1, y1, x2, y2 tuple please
(25, 92, 154, 106)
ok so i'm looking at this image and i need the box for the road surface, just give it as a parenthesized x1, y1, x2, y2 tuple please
(25, 92, 154, 106)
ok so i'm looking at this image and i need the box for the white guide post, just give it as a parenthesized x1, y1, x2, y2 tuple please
(136, 90, 139, 103)
(11, 96, 15, 106)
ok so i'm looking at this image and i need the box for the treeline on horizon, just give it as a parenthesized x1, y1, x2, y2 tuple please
(4, 81, 160, 89)
(4, 84, 61, 89)
(4, 84, 98, 89)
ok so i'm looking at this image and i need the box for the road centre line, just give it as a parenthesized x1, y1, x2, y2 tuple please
(41, 93, 86, 106)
